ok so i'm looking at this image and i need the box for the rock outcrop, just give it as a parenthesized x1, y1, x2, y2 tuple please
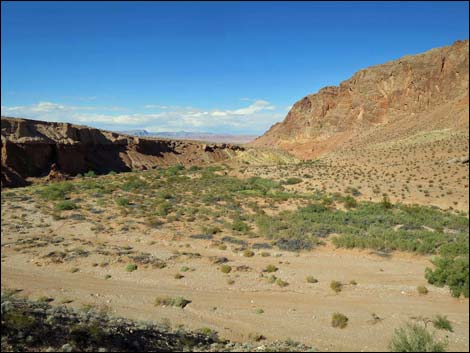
(1, 117, 244, 187)
(252, 40, 469, 158)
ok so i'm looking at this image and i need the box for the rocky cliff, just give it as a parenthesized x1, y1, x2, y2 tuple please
(252, 40, 469, 158)
(1, 117, 243, 187)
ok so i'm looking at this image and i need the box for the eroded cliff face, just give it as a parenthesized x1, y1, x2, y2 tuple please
(1, 117, 243, 187)
(252, 40, 469, 158)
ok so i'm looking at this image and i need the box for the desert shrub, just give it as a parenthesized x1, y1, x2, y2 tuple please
(307, 276, 318, 284)
(417, 286, 428, 295)
(389, 323, 447, 352)
(55, 200, 78, 211)
(284, 177, 302, 185)
(125, 263, 137, 272)
(174, 273, 184, 279)
(275, 278, 289, 287)
(255, 308, 264, 314)
(196, 327, 218, 340)
(275, 237, 316, 252)
(243, 249, 255, 257)
(203, 226, 222, 235)
(331, 312, 348, 328)
(39, 182, 74, 200)
(84, 170, 96, 178)
(381, 194, 393, 209)
(156, 201, 172, 216)
(432, 315, 453, 332)
(330, 280, 343, 293)
(425, 256, 469, 298)
(349, 280, 357, 285)
(116, 197, 130, 207)
(343, 195, 358, 209)
(232, 219, 250, 232)
(221, 236, 247, 246)
(154, 296, 191, 308)
(121, 177, 147, 191)
(264, 264, 278, 273)
(220, 265, 232, 274)
(164, 164, 185, 176)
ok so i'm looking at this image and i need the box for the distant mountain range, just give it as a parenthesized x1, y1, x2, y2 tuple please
(119, 129, 257, 144)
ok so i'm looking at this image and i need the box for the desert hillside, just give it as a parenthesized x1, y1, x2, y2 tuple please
(252, 40, 469, 159)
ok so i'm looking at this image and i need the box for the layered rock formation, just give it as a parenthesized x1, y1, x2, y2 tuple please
(1, 117, 243, 187)
(253, 40, 469, 158)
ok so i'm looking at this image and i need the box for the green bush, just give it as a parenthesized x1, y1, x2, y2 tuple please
(125, 264, 137, 272)
(116, 197, 130, 207)
(55, 200, 78, 211)
(389, 323, 447, 352)
(264, 264, 278, 273)
(275, 278, 289, 287)
(343, 195, 358, 209)
(425, 256, 469, 298)
(232, 219, 250, 232)
(284, 177, 302, 185)
(39, 182, 74, 200)
(84, 170, 96, 178)
(432, 315, 453, 332)
(220, 265, 232, 274)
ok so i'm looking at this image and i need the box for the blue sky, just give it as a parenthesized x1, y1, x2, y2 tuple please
(1, 1, 469, 134)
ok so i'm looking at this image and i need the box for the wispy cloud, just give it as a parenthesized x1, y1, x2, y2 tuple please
(1, 99, 285, 134)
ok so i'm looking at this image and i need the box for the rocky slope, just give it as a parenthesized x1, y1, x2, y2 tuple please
(1, 117, 243, 188)
(1, 292, 315, 352)
(252, 40, 469, 159)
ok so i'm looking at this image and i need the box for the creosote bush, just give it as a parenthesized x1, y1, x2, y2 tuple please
(389, 323, 447, 352)
(331, 313, 348, 329)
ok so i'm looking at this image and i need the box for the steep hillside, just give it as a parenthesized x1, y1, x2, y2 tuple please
(1, 117, 244, 188)
(253, 40, 469, 159)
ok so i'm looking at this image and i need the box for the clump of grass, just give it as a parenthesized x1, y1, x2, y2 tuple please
(227, 278, 235, 285)
(268, 275, 277, 284)
(284, 177, 302, 185)
(180, 266, 190, 272)
(306, 276, 318, 284)
(220, 264, 232, 274)
(330, 280, 343, 293)
(104, 274, 112, 280)
(389, 323, 447, 352)
(343, 195, 357, 209)
(331, 312, 349, 328)
(116, 197, 130, 207)
(55, 200, 78, 211)
(154, 296, 191, 308)
(349, 280, 357, 285)
(125, 263, 138, 272)
(417, 286, 429, 295)
(432, 315, 453, 332)
(69, 267, 79, 273)
(255, 308, 264, 314)
(276, 278, 289, 287)
(243, 249, 255, 257)
(263, 264, 278, 273)
(174, 273, 184, 279)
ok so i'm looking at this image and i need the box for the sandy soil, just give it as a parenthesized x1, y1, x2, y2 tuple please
(2, 210, 468, 352)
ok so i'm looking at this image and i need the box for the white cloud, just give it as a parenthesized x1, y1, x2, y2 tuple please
(1, 99, 285, 134)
